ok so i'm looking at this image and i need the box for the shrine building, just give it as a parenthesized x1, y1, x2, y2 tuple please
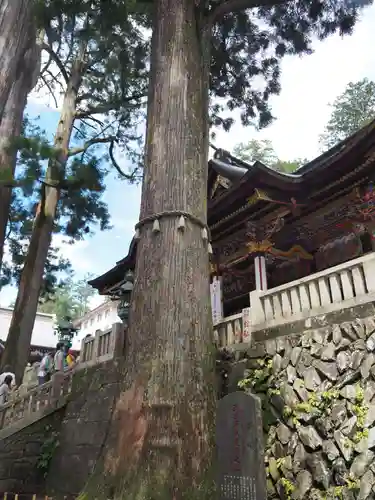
(89, 119, 375, 347)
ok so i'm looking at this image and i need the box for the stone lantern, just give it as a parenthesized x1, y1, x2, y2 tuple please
(117, 270, 134, 326)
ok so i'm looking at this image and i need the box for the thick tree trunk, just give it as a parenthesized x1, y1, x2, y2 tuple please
(0, 71, 81, 383)
(0, 28, 41, 273)
(83, 2, 216, 499)
(0, 0, 34, 123)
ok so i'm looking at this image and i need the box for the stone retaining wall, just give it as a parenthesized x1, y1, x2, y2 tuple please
(45, 359, 122, 497)
(0, 408, 64, 495)
(230, 307, 375, 499)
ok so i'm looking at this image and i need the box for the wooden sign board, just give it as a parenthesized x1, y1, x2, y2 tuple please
(242, 308, 251, 344)
(210, 276, 223, 325)
(216, 392, 266, 500)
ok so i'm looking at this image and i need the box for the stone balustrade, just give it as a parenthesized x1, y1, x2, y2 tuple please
(79, 322, 125, 367)
(214, 312, 244, 348)
(0, 371, 72, 433)
(250, 252, 375, 332)
(0, 323, 125, 434)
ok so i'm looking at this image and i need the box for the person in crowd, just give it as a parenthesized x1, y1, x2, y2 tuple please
(66, 349, 76, 369)
(0, 365, 16, 387)
(54, 343, 65, 372)
(37, 351, 53, 385)
(0, 374, 13, 405)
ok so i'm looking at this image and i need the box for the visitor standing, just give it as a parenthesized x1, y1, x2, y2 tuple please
(66, 349, 76, 369)
(54, 343, 65, 372)
(0, 365, 16, 387)
(0, 375, 13, 405)
(37, 352, 53, 385)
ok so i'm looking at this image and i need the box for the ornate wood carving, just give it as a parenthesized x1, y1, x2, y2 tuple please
(315, 233, 362, 271)
(272, 259, 312, 287)
(210, 175, 231, 199)
(222, 263, 255, 301)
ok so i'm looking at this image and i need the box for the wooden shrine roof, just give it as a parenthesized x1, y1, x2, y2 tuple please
(88, 239, 137, 292)
(90, 119, 375, 294)
(208, 118, 375, 236)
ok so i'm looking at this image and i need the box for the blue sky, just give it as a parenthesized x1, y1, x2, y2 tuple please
(1, 3, 375, 306)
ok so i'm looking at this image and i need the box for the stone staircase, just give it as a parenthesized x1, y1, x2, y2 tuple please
(0, 371, 72, 440)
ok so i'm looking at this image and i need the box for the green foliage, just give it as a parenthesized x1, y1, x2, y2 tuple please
(233, 139, 278, 165)
(233, 139, 304, 173)
(209, 0, 372, 130)
(35, 0, 371, 137)
(38, 273, 96, 321)
(280, 477, 295, 499)
(36, 425, 59, 476)
(239, 361, 368, 498)
(0, 116, 110, 296)
(35, 0, 148, 182)
(320, 78, 375, 150)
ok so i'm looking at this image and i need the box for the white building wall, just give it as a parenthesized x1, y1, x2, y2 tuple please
(73, 299, 121, 349)
(0, 307, 56, 347)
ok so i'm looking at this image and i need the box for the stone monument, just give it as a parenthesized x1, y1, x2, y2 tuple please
(216, 391, 267, 500)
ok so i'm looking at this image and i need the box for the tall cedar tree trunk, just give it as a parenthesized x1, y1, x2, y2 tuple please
(0, 0, 35, 123)
(1, 62, 84, 383)
(0, 28, 41, 273)
(82, 2, 216, 499)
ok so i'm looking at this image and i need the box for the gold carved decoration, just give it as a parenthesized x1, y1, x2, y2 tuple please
(247, 188, 305, 215)
(210, 262, 219, 275)
(247, 188, 272, 205)
(220, 241, 313, 271)
(210, 175, 231, 199)
(271, 245, 313, 261)
(246, 240, 274, 254)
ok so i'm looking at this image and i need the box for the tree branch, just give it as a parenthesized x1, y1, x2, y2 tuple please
(68, 136, 116, 157)
(41, 43, 70, 85)
(209, 0, 289, 24)
(40, 75, 59, 108)
(109, 140, 139, 182)
(75, 93, 147, 119)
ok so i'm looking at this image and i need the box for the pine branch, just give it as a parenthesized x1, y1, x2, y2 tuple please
(45, 69, 65, 95)
(40, 75, 59, 108)
(68, 136, 116, 157)
(41, 43, 69, 85)
(209, 0, 289, 24)
(109, 140, 139, 182)
(75, 93, 147, 119)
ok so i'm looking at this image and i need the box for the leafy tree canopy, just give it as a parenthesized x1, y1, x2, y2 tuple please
(207, 0, 373, 131)
(38, 273, 96, 322)
(37, 0, 372, 135)
(233, 138, 304, 172)
(0, 115, 110, 296)
(33, 0, 149, 183)
(320, 78, 375, 150)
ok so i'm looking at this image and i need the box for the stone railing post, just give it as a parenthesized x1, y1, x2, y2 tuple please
(249, 290, 264, 326)
(363, 254, 375, 293)
(93, 329, 102, 361)
(80, 337, 87, 362)
(51, 371, 65, 402)
(112, 322, 125, 358)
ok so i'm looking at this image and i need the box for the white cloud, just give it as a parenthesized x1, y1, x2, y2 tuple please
(214, 4, 375, 161)
(52, 235, 92, 273)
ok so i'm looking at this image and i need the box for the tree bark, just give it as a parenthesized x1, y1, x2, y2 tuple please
(0, 0, 35, 123)
(0, 27, 41, 274)
(0, 65, 83, 383)
(82, 2, 216, 499)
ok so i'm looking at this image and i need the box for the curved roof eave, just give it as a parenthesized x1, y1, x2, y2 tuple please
(209, 117, 375, 187)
